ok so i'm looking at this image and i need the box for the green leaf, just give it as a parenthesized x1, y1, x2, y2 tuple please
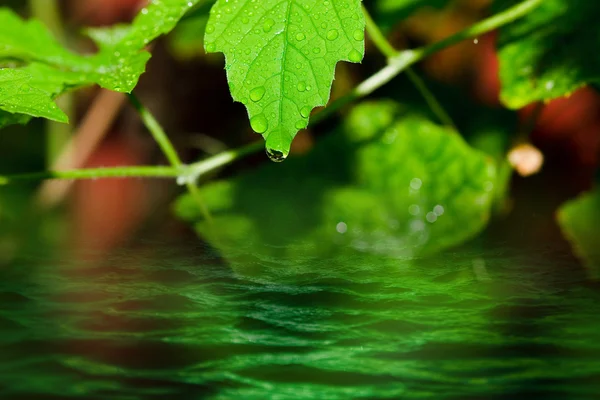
(0, 0, 206, 125)
(497, 0, 600, 108)
(558, 188, 600, 279)
(0, 68, 67, 123)
(175, 101, 498, 276)
(204, 0, 366, 159)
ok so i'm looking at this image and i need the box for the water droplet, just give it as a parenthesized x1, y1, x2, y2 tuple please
(205, 42, 216, 52)
(312, 47, 321, 54)
(249, 86, 266, 102)
(426, 212, 437, 223)
(348, 49, 362, 62)
(326, 29, 339, 41)
(297, 81, 306, 92)
(266, 148, 287, 162)
(250, 114, 268, 134)
(295, 120, 306, 129)
(300, 106, 311, 118)
(295, 32, 306, 41)
(263, 18, 275, 32)
(205, 24, 215, 34)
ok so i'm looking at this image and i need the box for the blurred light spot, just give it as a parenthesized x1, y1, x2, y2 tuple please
(336, 222, 347, 234)
(508, 143, 544, 177)
(410, 178, 422, 190)
(426, 212, 437, 223)
(545, 80, 555, 90)
(410, 219, 425, 232)
(408, 204, 420, 216)
(433, 205, 444, 216)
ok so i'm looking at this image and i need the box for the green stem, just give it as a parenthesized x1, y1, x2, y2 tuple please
(362, 5, 456, 130)
(128, 93, 183, 167)
(318, 0, 541, 123)
(2, 0, 540, 186)
(184, 141, 264, 182)
(416, 0, 541, 60)
(128, 93, 212, 222)
(0, 166, 180, 185)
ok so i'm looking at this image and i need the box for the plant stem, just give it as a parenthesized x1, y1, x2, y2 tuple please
(2, 0, 540, 186)
(128, 93, 212, 222)
(0, 166, 180, 185)
(128, 94, 183, 167)
(184, 141, 264, 182)
(362, 5, 456, 130)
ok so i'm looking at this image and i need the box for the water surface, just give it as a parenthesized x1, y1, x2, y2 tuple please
(1, 241, 599, 399)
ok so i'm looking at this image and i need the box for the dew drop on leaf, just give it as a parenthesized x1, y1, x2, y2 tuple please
(353, 29, 364, 41)
(250, 114, 268, 133)
(266, 147, 287, 162)
(326, 29, 339, 40)
(348, 49, 362, 62)
(249, 86, 266, 102)
(300, 106, 311, 118)
(263, 18, 274, 33)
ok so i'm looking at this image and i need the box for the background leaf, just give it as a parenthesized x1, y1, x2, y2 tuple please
(558, 187, 600, 279)
(204, 0, 366, 159)
(496, 0, 600, 108)
(175, 101, 498, 276)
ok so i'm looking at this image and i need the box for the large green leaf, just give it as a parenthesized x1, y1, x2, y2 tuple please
(558, 188, 600, 279)
(0, 0, 205, 126)
(175, 101, 498, 276)
(496, 0, 600, 108)
(204, 0, 366, 160)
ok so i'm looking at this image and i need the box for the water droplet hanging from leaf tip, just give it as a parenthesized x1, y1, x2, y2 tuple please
(266, 148, 287, 162)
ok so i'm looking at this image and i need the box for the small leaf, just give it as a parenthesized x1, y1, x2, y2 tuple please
(496, 0, 600, 108)
(204, 0, 366, 158)
(558, 188, 600, 279)
(175, 101, 498, 275)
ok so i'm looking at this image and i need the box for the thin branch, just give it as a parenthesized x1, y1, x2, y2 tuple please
(128, 93, 213, 222)
(362, 5, 456, 130)
(0, 166, 180, 185)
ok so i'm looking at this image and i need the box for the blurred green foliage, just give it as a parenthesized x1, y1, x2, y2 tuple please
(558, 187, 600, 279)
(175, 101, 500, 276)
(497, 0, 600, 108)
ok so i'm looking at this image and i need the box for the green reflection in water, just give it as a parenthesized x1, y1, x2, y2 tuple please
(0, 243, 599, 399)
